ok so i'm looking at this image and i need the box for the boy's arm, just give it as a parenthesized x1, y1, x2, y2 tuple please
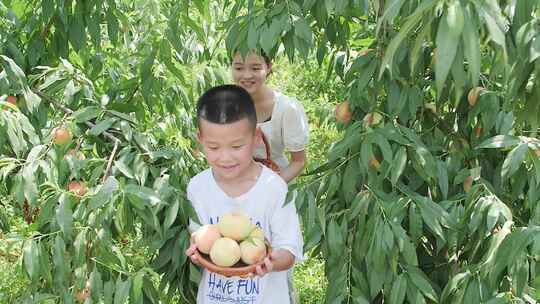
(252, 248, 294, 276)
(251, 182, 304, 277)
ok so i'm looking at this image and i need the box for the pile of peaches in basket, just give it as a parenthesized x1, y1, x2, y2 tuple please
(193, 212, 270, 277)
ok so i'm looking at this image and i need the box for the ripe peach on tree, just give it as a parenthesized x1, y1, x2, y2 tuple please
(53, 127, 72, 145)
(335, 101, 352, 124)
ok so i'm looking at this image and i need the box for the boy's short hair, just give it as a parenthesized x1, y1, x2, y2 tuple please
(196, 85, 257, 130)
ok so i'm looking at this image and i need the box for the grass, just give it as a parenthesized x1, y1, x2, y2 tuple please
(294, 253, 327, 304)
(0, 229, 30, 303)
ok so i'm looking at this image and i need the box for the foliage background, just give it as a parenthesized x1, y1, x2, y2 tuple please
(1, 0, 540, 303)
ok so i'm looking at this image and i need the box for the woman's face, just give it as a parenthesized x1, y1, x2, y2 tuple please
(231, 52, 271, 95)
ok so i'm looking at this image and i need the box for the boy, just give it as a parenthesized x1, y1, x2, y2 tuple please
(185, 85, 304, 304)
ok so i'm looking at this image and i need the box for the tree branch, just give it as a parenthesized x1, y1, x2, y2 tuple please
(33, 90, 121, 144)
(102, 140, 119, 183)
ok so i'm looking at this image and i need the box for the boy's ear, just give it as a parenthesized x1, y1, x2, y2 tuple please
(196, 130, 203, 142)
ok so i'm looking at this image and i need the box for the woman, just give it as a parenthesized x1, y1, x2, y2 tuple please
(230, 50, 309, 304)
(230, 51, 309, 183)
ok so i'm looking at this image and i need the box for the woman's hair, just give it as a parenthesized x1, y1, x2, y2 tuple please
(230, 49, 272, 66)
(196, 85, 257, 130)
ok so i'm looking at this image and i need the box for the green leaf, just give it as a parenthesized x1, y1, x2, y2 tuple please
(125, 184, 161, 209)
(114, 277, 131, 304)
(501, 143, 528, 179)
(294, 18, 313, 44)
(463, 279, 481, 304)
(446, 1, 464, 36)
(104, 280, 114, 303)
(437, 161, 449, 200)
(389, 274, 407, 304)
(409, 202, 423, 244)
(342, 158, 359, 203)
(477, 3, 506, 47)
(131, 272, 144, 304)
(115, 158, 134, 179)
(490, 227, 540, 285)
(163, 199, 179, 232)
(90, 269, 103, 301)
(415, 146, 437, 180)
(435, 10, 460, 94)
(23, 239, 40, 281)
(89, 117, 117, 136)
(23, 164, 39, 206)
(189, 262, 201, 284)
(107, 8, 119, 45)
(406, 266, 439, 302)
(73, 106, 101, 123)
(462, 6, 481, 86)
(391, 147, 407, 185)
(476, 135, 521, 149)
(440, 271, 471, 301)
(52, 236, 67, 287)
(379, 0, 438, 78)
(68, 10, 86, 51)
(56, 194, 73, 239)
(89, 176, 119, 210)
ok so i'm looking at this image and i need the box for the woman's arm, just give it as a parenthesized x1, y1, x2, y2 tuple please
(279, 150, 306, 183)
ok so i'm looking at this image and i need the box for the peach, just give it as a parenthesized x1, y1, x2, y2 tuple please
(463, 176, 473, 193)
(210, 237, 241, 267)
(194, 224, 221, 254)
(467, 87, 484, 107)
(53, 127, 72, 145)
(68, 181, 87, 198)
(474, 125, 482, 138)
(248, 226, 265, 240)
(369, 157, 381, 170)
(218, 212, 252, 241)
(240, 237, 266, 265)
(335, 101, 352, 124)
(3, 95, 17, 110)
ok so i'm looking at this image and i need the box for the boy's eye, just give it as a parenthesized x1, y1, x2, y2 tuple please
(232, 145, 244, 149)
(208, 146, 218, 151)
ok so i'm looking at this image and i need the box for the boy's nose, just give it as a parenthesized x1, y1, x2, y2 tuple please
(218, 151, 233, 162)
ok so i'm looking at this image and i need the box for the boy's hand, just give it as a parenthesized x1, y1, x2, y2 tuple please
(252, 253, 275, 277)
(249, 249, 295, 278)
(185, 235, 201, 266)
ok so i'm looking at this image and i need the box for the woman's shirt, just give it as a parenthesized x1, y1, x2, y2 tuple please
(254, 91, 309, 170)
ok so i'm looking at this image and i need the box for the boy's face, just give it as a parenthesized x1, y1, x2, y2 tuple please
(198, 117, 258, 181)
(231, 52, 271, 95)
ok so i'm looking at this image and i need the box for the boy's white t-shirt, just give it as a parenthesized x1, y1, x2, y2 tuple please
(187, 166, 304, 304)
(254, 91, 309, 170)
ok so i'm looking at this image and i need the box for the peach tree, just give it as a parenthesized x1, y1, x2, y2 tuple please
(226, 0, 540, 303)
(0, 0, 231, 302)
(2, 0, 540, 303)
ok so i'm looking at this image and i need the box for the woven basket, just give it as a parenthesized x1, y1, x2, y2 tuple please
(197, 240, 272, 278)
